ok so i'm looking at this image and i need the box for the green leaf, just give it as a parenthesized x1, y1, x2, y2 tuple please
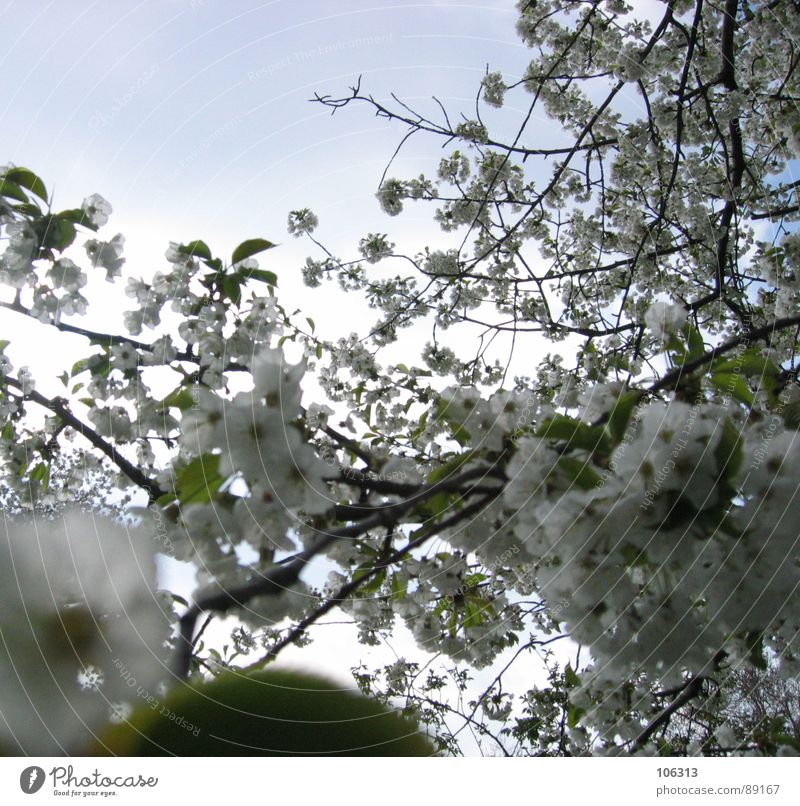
(4, 168, 48, 202)
(390, 573, 407, 600)
(605, 390, 640, 445)
(783, 401, 800, 430)
(684, 324, 705, 362)
(620, 544, 648, 568)
(54, 208, 98, 231)
(29, 462, 48, 484)
(567, 704, 586, 729)
(434, 398, 472, 446)
(418, 491, 453, 519)
(710, 372, 755, 407)
(411, 410, 429, 440)
(0, 340, 10, 353)
(0, 179, 28, 203)
(537, 414, 611, 454)
(232, 238, 276, 265)
(12, 201, 43, 217)
(175, 454, 224, 505)
(669, 324, 705, 366)
(712, 348, 781, 379)
(92, 669, 435, 756)
(86, 352, 112, 379)
(161, 387, 196, 411)
(221, 273, 242, 306)
(180, 240, 213, 261)
(557, 456, 602, 489)
(713, 349, 783, 405)
(462, 599, 487, 629)
(37, 215, 77, 251)
(353, 565, 387, 594)
(427, 450, 476, 485)
(714, 418, 743, 483)
(564, 665, 581, 688)
(71, 358, 89, 376)
(240, 267, 278, 287)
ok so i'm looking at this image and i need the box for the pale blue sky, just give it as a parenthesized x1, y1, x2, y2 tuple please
(2, 0, 537, 380)
(2, 1, 528, 261)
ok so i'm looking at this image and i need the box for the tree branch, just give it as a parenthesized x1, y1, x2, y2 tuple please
(2, 375, 166, 503)
(631, 675, 709, 753)
(248, 489, 502, 672)
(176, 469, 502, 676)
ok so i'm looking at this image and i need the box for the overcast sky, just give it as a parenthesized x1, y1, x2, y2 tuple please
(1, 0, 541, 381)
(3, 0, 528, 262)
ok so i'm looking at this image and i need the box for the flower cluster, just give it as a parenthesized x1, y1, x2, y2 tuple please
(176, 348, 331, 568)
(287, 208, 319, 237)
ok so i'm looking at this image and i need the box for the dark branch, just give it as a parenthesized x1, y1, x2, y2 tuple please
(3, 375, 166, 504)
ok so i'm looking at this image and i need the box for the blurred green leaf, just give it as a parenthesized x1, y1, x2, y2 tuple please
(538, 414, 611, 454)
(93, 669, 435, 756)
(175, 453, 224, 505)
(180, 240, 213, 261)
(4, 167, 48, 202)
(0, 179, 27, 203)
(710, 372, 755, 407)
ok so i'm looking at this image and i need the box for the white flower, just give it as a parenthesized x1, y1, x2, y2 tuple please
(422, 342, 457, 375)
(423, 249, 460, 276)
(376, 179, 406, 216)
(481, 71, 507, 107)
(17, 366, 35, 394)
(358, 233, 394, 263)
(47, 258, 86, 293)
(306, 402, 334, 430)
(0, 222, 36, 280)
(85, 233, 125, 281)
(644, 301, 689, 341)
(301, 257, 325, 287)
(123, 309, 144, 335)
(504, 436, 561, 511)
(455, 119, 489, 144)
(249, 347, 305, 415)
(0, 510, 171, 754)
(179, 389, 226, 454)
(178, 319, 205, 344)
(615, 46, 646, 83)
(110, 342, 139, 371)
(87, 405, 133, 439)
(142, 335, 177, 366)
(81, 193, 112, 228)
(438, 152, 471, 183)
(287, 208, 319, 237)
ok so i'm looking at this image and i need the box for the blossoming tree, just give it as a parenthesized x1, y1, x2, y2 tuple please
(1, 0, 799, 755)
